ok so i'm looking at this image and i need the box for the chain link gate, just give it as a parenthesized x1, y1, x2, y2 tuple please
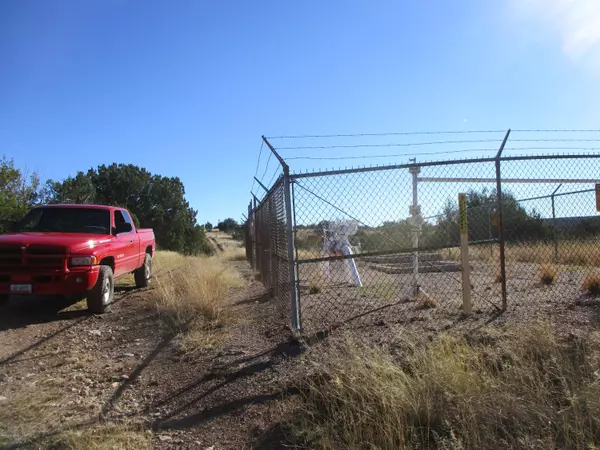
(245, 133, 600, 335)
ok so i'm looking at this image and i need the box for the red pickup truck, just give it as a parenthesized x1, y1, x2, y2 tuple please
(0, 204, 155, 313)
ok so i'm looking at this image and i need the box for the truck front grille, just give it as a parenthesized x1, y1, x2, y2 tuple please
(0, 245, 67, 270)
(0, 246, 22, 266)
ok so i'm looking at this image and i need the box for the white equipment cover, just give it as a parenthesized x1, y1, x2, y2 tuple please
(321, 220, 362, 287)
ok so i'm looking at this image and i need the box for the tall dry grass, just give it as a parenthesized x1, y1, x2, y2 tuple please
(152, 251, 244, 351)
(218, 246, 247, 262)
(444, 240, 600, 267)
(298, 325, 600, 449)
(46, 424, 152, 450)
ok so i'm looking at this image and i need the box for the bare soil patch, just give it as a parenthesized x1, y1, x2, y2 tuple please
(3, 255, 600, 449)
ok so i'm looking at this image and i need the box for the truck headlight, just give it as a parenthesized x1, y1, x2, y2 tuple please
(70, 256, 97, 266)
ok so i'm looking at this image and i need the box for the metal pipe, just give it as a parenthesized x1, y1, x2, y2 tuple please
(253, 177, 270, 193)
(262, 136, 289, 169)
(409, 166, 421, 296)
(291, 178, 302, 329)
(496, 129, 511, 311)
(252, 197, 258, 269)
(283, 167, 301, 332)
(551, 184, 562, 262)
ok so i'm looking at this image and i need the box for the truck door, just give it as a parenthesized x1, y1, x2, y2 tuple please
(114, 210, 140, 274)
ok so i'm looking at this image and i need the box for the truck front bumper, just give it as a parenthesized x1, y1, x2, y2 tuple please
(0, 266, 100, 297)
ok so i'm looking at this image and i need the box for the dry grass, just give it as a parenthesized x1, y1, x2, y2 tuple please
(418, 296, 438, 309)
(219, 246, 247, 262)
(445, 240, 600, 267)
(46, 424, 152, 450)
(539, 263, 558, 285)
(298, 324, 600, 449)
(308, 283, 322, 295)
(152, 251, 244, 352)
(0, 391, 61, 445)
(495, 270, 504, 283)
(582, 272, 600, 295)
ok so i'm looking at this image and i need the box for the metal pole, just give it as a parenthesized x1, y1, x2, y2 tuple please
(252, 198, 258, 269)
(488, 206, 493, 259)
(551, 184, 562, 262)
(409, 166, 421, 297)
(291, 178, 302, 329)
(262, 136, 288, 168)
(264, 136, 300, 331)
(459, 193, 472, 314)
(247, 201, 252, 266)
(495, 129, 511, 311)
(283, 167, 301, 332)
(254, 176, 270, 193)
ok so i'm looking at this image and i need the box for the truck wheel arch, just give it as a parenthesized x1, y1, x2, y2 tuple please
(99, 257, 115, 272)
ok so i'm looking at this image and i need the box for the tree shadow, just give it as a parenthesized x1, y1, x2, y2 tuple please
(155, 386, 301, 431)
(149, 330, 332, 434)
(100, 334, 174, 418)
(251, 420, 306, 450)
(0, 316, 90, 366)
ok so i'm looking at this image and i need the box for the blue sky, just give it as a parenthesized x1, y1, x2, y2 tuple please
(2, 1, 600, 225)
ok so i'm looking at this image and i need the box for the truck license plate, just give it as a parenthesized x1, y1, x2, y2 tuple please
(10, 284, 32, 294)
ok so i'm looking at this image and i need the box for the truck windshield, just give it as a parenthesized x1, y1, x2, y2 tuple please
(18, 208, 111, 234)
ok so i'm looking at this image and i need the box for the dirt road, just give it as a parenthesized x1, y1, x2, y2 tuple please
(0, 262, 299, 449)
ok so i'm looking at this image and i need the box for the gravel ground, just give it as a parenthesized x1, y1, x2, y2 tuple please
(2, 257, 600, 449)
(0, 262, 300, 449)
(298, 258, 600, 336)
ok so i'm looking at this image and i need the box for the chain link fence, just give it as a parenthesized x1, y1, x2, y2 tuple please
(245, 177, 295, 324)
(245, 137, 600, 334)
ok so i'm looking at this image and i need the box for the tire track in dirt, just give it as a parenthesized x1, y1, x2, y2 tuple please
(208, 235, 225, 253)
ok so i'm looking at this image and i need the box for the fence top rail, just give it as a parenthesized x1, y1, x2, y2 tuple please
(290, 152, 600, 180)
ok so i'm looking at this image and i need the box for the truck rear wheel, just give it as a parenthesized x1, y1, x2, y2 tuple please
(87, 266, 114, 314)
(134, 254, 152, 289)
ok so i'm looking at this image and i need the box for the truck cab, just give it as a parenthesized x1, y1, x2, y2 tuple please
(0, 204, 155, 313)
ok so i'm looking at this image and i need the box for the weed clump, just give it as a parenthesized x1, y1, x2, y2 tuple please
(583, 272, 600, 295)
(308, 284, 322, 295)
(539, 264, 558, 285)
(297, 325, 600, 449)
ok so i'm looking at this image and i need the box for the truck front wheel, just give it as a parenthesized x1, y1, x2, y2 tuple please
(87, 266, 114, 314)
(134, 254, 152, 289)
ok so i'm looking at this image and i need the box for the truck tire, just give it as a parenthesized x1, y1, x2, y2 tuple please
(134, 253, 152, 289)
(87, 266, 114, 314)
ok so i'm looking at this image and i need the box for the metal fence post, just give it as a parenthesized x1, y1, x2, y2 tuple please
(247, 200, 253, 268)
(262, 135, 301, 332)
(291, 178, 302, 330)
(551, 184, 562, 262)
(284, 167, 301, 331)
(252, 195, 259, 269)
(495, 129, 511, 311)
(409, 165, 422, 297)
(459, 193, 471, 314)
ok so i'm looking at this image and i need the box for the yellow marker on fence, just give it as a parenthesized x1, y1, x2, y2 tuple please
(459, 193, 471, 314)
(596, 184, 600, 212)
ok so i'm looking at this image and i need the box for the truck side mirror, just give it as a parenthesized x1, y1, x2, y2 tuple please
(113, 222, 133, 235)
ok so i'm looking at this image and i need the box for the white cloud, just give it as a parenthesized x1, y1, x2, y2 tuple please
(510, 0, 600, 66)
